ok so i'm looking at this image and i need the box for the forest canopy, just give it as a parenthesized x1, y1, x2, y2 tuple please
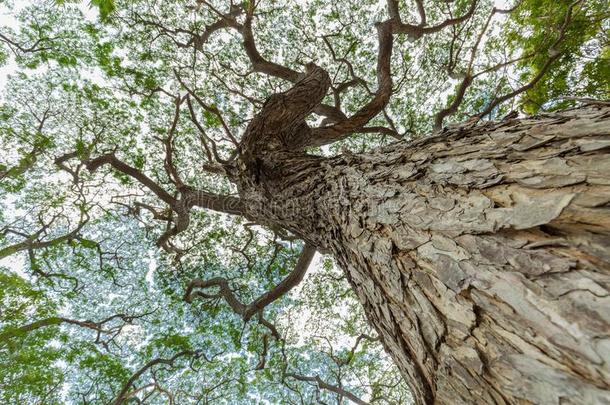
(0, 0, 608, 403)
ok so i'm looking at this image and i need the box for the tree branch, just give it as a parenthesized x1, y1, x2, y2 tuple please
(184, 244, 315, 321)
(182, 187, 245, 216)
(308, 21, 394, 146)
(0, 312, 149, 347)
(388, 0, 478, 40)
(231, 6, 347, 124)
(155, 95, 189, 190)
(0, 32, 53, 54)
(175, 72, 239, 148)
(0, 210, 89, 259)
(230, 0, 481, 150)
(240, 64, 331, 153)
(84, 153, 245, 253)
(475, 0, 584, 119)
(433, 0, 579, 129)
(86, 153, 177, 208)
(285, 373, 370, 405)
(240, 10, 300, 82)
(111, 350, 197, 405)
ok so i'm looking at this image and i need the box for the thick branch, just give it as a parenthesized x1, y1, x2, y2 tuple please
(308, 21, 394, 146)
(86, 153, 244, 216)
(194, 4, 243, 50)
(241, 65, 331, 153)
(415, 0, 427, 26)
(184, 245, 315, 321)
(0, 211, 88, 259)
(86, 153, 177, 208)
(111, 350, 197, 405)
(239, 0, 478, 149)
(388, 0, 478, 40)
(183, 187, 245, 216)
(85, 153, 245, 253)
(285, 373, 370, 405)
(0, 312, 146, 345)
(240, 13, 300, 82)
(235, 9, 346, 123)
(301, 1, 478, 146)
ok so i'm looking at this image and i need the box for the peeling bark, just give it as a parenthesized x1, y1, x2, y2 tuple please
(239, 106, 610, 404)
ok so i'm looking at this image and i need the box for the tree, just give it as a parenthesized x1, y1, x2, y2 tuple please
(0, 0, 608, 404)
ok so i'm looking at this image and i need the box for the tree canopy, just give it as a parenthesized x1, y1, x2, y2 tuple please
(0, 0, 607, 403)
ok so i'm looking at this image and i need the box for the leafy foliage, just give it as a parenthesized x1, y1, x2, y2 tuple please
(506, 0, 609, 112)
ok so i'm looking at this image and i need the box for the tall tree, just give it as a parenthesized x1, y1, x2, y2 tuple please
(0, 0, 608, 403)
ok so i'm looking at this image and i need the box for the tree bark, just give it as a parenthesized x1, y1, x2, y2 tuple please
(239, 106, 610, 404)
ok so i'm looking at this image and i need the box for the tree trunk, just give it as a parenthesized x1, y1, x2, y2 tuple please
(240, 106, 610, 404)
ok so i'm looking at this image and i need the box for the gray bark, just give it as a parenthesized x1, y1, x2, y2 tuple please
(238, 106, 610, 404)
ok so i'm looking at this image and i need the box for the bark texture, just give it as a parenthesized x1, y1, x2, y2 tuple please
(239, 106, 610, 404)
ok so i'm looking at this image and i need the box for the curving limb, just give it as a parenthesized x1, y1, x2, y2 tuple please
(285, 373, 370, 405)
(133, 1, 481, 149)
(82, 153, 245, 253)
(236, 5, 348, 124)
(184, 244, 316, 322)
(110, 350, 199, 405)
(85, 154, 244, 214)
(0, 209, 89, 260)
(306, 0, 479, 146)
(0, 311, 152, 351)
(239, 7, 300, 83)
(86, 153, 177, 208)
(388, 0, 478, 41)
(192, 3, 244, 51)
(240, 64, 331, 154)
(158, 95, 188, 189)
(308, 21, 395, 147)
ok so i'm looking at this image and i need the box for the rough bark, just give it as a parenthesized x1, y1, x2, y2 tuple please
(238, 106, 610, 404)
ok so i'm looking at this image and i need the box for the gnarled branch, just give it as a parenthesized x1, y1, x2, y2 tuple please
(0, 311, 151, 350)
(0, 210, 89, 260)
(285, 373, 370, 405)
(388, 0, 478, 40)
(83, 153, 245, 252)
(184, 244, 316, 322)
(308, 21, 394, 146)
(111, 350, 198, 405)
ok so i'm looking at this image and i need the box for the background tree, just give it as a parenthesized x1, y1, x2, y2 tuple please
(0, 0, 608, 404)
